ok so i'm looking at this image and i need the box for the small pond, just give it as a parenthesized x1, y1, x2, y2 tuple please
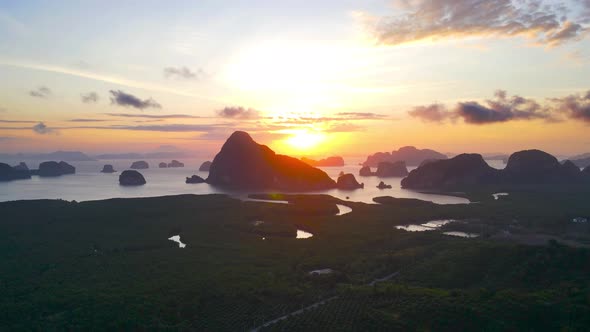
(168, 235, 186, 248)
(336, 204, 352, 216)
(296, 230, 313, 239)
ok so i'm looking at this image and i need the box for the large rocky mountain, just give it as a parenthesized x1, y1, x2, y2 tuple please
(401, 149, 588, 190)
(207, 131, 336, 190)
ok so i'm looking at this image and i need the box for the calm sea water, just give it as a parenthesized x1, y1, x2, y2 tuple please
(0, 158, 506, 204)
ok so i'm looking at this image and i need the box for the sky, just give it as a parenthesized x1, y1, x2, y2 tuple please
(1, 0, 590, 158)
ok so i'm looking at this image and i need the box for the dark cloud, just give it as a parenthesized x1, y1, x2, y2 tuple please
(410, 90, 552, 124)
(81, 92, 99, 104)
(105, 113, 203, 119)
(217, 106, 260, 119)
(458, 90, 549, 124)
(549, 90, 590, 122)
(368, 0, 587, 47)
(109, 90, 161, 110)
(33, 122, 54, 134)
(29, 86, 51, 98)
(164, 66, 205, 80)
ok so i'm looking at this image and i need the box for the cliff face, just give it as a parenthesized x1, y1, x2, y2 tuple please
(503, 150, 580, 184)
(207, 131, 336, 191)
(401, 154, 500, 190)
(375, 161, 408, 177)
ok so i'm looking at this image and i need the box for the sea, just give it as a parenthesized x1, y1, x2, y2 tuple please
(0, 158, 507, 204)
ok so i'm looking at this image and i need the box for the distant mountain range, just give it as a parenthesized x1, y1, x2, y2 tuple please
(0, 151, 95, 161)
(363, 146, 447, 167)
(570, 156, 590, 168)
(0, 150, 190, 162)
(94, 152, 189, 160)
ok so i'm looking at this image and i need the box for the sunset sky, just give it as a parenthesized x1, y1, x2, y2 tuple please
(1, 0, 590, 158)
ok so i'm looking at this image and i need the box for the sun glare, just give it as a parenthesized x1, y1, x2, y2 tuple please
(285, 131, 325, 151)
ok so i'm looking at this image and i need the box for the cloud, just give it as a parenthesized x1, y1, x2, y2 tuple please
(366, 0, 587, 47)
(67, 124, 225, 133)
(324, 123, 365, 133)
(114, 124, 216, 132)
(0, 123, 226, 133)
(29, 86, 51, 98)
(105, 113, 203, 119)
(549, 90, 590, 122)
(0, 107, 6, 112)
(458, 91, 549, 124)
(409, 90, 552, 124)
(217, 106, 260, 119)
(408, 104, 450, 123)
(109, 90, 161, 110)
(81, 92, 99, 103)
(334, 112, 388, 119)
(273, 112, 389, 125)
(0, 119, 37, 123)
(68, 118, 108, 122)
(156, 145, 180, 151)
(163, 66, 205, 80)
(33, 122, 55, 134)
(0, 60, 224, 103)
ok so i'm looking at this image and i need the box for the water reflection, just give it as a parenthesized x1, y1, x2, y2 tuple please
(336, 204, 352, 216)
(492, 193, 509, 200)
(168, 235, 186, 248)
(395, 219, 455, 232)
(296, 230, 313, 239)
(395, 219, 479, 238)
(443, 231, 479, 238)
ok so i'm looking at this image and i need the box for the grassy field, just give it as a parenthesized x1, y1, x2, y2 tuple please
(1, 191, 589, 330)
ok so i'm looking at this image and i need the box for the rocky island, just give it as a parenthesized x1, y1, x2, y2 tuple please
(301, 156, 345, 167)
(206, 131, 337, 190)
(119, 170, 146, 186)
(0, 163, 32, 181)
(101, 164, 116, 173)
(130, 161, 149, 169)
(336, 173, 364, 189)
(375, 161, 408, 177)
(186, 175, 206, 184)
(13, 162, 29, 171)
(167, 160, 184, 168)
(363, 146, 447, 167)
(34, 161, 76, 177)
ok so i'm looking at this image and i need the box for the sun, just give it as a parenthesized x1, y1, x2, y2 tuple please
(285, 130, 325, 151)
